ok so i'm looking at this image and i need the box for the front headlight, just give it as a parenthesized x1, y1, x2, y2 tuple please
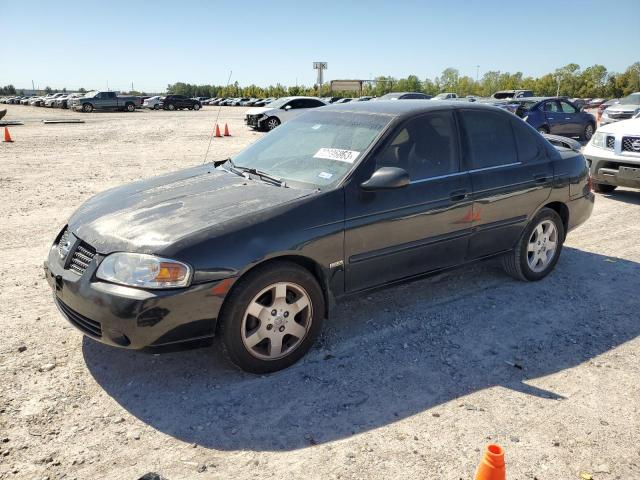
(591, 132, 606, 149)
(96, 252, 192, 289)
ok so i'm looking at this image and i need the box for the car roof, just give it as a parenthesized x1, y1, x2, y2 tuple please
(321, 99, 512, 119)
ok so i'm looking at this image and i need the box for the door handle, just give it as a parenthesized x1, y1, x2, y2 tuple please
(449, 189, 467, 202)
(533, 174, 549, 184)
(547, 116, 555, 120)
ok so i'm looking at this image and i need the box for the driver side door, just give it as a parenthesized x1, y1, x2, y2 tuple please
(344, 111, 473, 292)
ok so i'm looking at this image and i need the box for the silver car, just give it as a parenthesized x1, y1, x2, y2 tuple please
(600, 92, 640, 125)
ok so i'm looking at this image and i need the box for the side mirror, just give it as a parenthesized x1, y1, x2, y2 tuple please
(360, 167, 410, 191)
(284, 105, 292, 110)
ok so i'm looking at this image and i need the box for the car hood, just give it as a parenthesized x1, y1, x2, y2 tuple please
(68, 164, 314, 255)
(245, 106, 271, 116)
(606, 104, 639, 113)
(596, 117, 640, 135)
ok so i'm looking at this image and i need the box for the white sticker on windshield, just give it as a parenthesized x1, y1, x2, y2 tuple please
(318, 171, 333, 179)
(314, 148, 360, 163)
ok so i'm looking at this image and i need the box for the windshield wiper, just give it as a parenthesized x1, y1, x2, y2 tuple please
(226, 160, 287, 187)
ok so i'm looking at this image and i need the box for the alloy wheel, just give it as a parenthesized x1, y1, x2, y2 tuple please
(527, 220, 558, 272)
(241, 282, 312, 360)
(585, 124, 594, 140)
(266, 118, 280, 130)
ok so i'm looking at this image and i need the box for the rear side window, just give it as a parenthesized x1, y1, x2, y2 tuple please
(511, 119, 541, 163)
(460, 110, 518, 169)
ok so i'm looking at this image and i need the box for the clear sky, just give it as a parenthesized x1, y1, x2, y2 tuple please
(1, 0, 639, 92)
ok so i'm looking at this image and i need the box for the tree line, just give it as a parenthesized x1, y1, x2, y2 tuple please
(166, 62, 640, 99)
(3, 62, 638, 99)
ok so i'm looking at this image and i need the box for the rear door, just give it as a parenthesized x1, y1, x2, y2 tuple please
(542, 100, 563, 134)
(460, 109, 553, 259)
(558, 100, 581, 136)
(344, 110, 473, 292)
(105, 91, 117, 109)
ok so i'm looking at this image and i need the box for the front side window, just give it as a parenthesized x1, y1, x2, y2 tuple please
(376, 111, 459, 180)
(460, 110, 518, 169)
(230, 110, 391, 189)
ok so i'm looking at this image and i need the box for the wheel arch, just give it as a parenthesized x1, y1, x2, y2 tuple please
(215, 254, 332, 334)
(540, 201, 569, 240)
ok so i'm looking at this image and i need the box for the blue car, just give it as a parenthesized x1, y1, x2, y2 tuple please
(511, 97, 596, 141)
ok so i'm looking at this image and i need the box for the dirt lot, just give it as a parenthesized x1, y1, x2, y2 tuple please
(1, 104, 639, 480)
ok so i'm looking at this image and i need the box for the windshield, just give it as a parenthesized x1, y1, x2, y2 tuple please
(434, 93, 448, 99)
(619, 93, 640, 105)
(265, 97, 292, 108)
(229, 110, 392, 189)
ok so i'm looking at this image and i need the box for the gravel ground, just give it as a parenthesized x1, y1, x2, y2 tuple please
(1, 104, 639, 480)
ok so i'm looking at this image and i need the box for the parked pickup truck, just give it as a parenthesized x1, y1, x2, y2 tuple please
(71, 91, 141, 113)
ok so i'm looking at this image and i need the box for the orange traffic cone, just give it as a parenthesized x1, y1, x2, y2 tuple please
(3, 127, 13, 143)
(223, 123, 231, 136)
(475, 444, 505, 480)
(214, 124, 222, 138)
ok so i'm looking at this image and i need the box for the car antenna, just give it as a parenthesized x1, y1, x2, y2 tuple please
(203, 70, 233, 165)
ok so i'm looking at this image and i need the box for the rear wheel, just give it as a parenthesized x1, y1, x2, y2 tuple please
(125, 103, 135, 112)
(593, 183, 616, 193)
(581, 123, 595, 141)
(502, 208, 564, 281)
(220, 261, 325, 373)
(167, 103, 175, 111)
(537, 126, 549, 134)
(153, 104, 159, 110)
(265, 116, 280, 131)
(82, 103, 93, 113)
(193, 103, 201, 111)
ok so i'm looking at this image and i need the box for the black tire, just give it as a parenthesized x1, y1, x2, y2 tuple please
(125, 103, 135, 112)
(593, 183, 616, 193)
(265, 116, 281, 131)
(537, 126, 549, 134)
(153, 104, 159, 110)
(82, 103, 93, 113)
(581, 123, 595, 141)
(167, 103, 175, 111)
(219, 261, 325, 374)
(193, 103, 201, 111)
(502, 208, 565, 281)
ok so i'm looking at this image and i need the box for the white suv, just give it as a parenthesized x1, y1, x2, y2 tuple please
(583, 117, 640, 193)
(245, 96, 326, 131)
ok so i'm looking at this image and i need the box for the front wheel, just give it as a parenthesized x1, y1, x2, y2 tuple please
(593, 183, 616, 193)
(265, 116, 281, 131)
(537, 126, 549, 135)
(502, 208, 564, 281)
(167, 103, 175, 111)
(219, 262, 325, 373)
(193, 103, 201, 111)
(82, 103, 93, 113)
(153, 104, 159, 110)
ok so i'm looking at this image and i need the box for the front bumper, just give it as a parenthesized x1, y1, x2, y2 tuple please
(245, 114, 265, 129)
(584, 147, 640, 189)
(44, 238, 227, 350)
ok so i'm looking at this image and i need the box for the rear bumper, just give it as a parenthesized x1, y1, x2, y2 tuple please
(566, 192, 595, 233)
(44, 244, 226, 350)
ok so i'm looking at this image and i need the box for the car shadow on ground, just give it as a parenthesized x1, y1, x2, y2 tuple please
(599, 188, 640, 205)
(83, 247, 640, 452)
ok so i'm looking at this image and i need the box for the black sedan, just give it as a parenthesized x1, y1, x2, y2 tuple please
(45, 101, 594, 373)
(159, 95, 202, 111)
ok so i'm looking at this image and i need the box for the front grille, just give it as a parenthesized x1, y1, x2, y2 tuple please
(69, 242, 96, 275)
(609, 112, 633, 119)
(56, 298, 102, 337)
(622, 136, 640, 153)
(606, 136, 615, 149)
